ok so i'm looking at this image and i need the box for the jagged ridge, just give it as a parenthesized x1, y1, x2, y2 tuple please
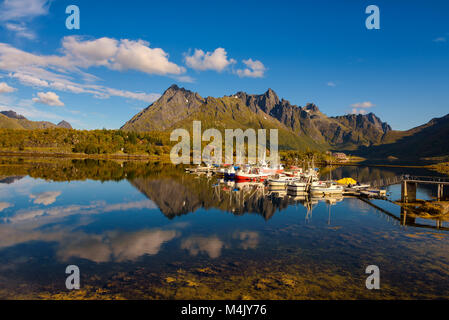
(121, 85, 392, 151)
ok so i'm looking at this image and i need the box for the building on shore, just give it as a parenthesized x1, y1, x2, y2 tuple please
(333, 152, 348, 162)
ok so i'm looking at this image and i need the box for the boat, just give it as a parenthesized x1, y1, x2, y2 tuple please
(287, 180, 309, 194)
(259, 163, 284, 175)
(266, 174, 299, 187)
(185, 164, 213, 173)
(224, 166, 236, 180)
(284, 168, 303, 178)
(348, 183, 371, 190)
(235, 172, 268, 182)
(310, 181, 344, 196)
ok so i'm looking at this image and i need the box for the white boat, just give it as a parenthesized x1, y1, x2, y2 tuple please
(348, 184, 371, 190)
(287, 181, 309, 194)
(310, 181, 344, 196)
(267, 174, 299, 187)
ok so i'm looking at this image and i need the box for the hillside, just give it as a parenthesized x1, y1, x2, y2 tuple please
(122, 85, 325, 151)
(354, 113, 449, 160)
(0, 111, 72, 130)
(122, 85, 392, 151)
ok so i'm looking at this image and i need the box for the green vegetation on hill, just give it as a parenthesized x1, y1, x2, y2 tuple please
(354, 114, 449, 160)
(0, 128, 171, 156)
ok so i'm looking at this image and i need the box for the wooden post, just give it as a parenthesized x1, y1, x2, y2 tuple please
(438, 184, 441, 201)
(401, 181, 408, 202)
(401, 180, 416, 202)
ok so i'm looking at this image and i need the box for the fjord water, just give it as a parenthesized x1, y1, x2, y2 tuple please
(0, 159, 448, 299)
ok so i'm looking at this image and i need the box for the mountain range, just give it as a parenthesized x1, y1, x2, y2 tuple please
(1, 84, 448, 160)
(0, 110, 72, 130)
(122, 85, 395, 152)
(122, 85, 449, 159)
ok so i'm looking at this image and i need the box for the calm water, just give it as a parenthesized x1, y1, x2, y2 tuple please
(0, 158, 448, 299)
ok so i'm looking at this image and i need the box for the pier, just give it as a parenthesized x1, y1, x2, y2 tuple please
(401, 176, 449, 202)
(359, 197, 449, 231)
(364, 175, 449, 202)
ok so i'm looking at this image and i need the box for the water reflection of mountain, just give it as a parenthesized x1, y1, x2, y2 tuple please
(0, 176, 24, 184)
(130, 176, 296, 220)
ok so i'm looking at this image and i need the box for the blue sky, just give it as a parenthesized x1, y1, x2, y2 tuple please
(0, 0, 448, 130)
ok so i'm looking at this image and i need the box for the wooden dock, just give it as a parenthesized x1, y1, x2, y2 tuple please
(362, 175, 449, 202)
(401, 175, 449, 202)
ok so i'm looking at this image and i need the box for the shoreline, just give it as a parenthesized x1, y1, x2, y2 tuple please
(0, 151, 169, 162)
(0, 150, 443, 172)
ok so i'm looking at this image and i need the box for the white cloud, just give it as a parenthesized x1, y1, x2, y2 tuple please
(106, 88, 161, 103)
(0, 202, 13, 212)
(185, 48, 236, 72)
(350, 101, 375, 115)
(351, 101, 375, 108)
(327, 81, 336, 87)
(32, 91, 64, 107)
(433, 37, 447, 43)
(181, 236, 225, 258)
(233, 231, 259, 250)
(29, 191, 61, 206)
(174, 75, 195, 83)
(236, 58, 266, 78)
(57, 229, 178, 263)
(11, 72, 49, 87)
(351, 108, 368, 115)
(0, 0, 50, 21)
(62, 36, 119, 67)
(112, 39, 185, 75)
(62, 36, 185, 75)
(5, 22, 35, 39)
(6, 199, 158, 224)
(0, 81, 16, 93)
(0, 0, 50, 41)
(106, 229, 178, 262)
(0, 38, 181, 103)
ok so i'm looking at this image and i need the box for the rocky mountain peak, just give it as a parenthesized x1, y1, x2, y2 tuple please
(303, 103, 320, 113)
(158, 84, 204, 106)
(262, 88, 280, 107)
(57, 120, 72, 129)
(233, 88, 281, 114)
(0, 110, 26, 120)
(335, 112, 391, 134)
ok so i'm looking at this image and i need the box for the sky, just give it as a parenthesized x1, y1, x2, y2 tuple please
(0, 0, 448, 130)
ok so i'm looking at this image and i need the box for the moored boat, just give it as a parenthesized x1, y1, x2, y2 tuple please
(310, 181, 344, 196)
(287, 180, 309, 194)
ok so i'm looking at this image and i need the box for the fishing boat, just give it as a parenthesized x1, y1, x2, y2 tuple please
(266, 174, 299, 187)
(310, 181, 344, 196)
(235, 172, 268, 182)
(185, 163, 213, 173)
(284, 167, 303, 178)
(224, 166, 236, 180)
(259, 162, 284, 175)
(286, 180, 309, 194)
